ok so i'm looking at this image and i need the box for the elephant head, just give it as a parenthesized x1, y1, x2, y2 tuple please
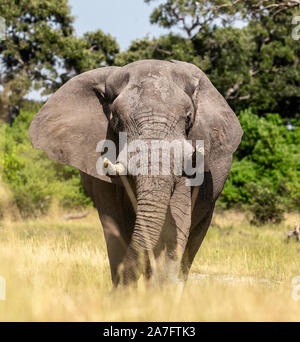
(29, 60, 243, 284)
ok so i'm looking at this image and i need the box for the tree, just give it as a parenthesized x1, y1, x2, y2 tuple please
(145, 0, 238, 39)
(115, 33, 197, 66)
(144, 0, 300, 118)
(145, 0, 300, 34)
(0, 0, 119, 121)
(55, 30, 119, 86)
(234, 0, 300, 19)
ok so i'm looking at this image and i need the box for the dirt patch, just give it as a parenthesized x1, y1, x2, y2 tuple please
(190, 273, 284, 286)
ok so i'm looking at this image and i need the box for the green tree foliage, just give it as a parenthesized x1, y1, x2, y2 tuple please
(0, 0, 119, 120)
(115, 34, 197, 66)
(237, 13, 300, 117)
(235, 0, 300, 19)
(145, 0, 237, 39)
(145, 0, 300, 34)
(58, 30, 119, 84)
(143, 0, 300, 118)
(0, 0, 72, 120)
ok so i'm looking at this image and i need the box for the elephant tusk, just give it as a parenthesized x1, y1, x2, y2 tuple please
(103, 157, 126, 176)
(103, 158, 137, 213)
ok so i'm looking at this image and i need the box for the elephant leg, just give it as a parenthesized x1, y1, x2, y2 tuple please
(96, 182, 135, 286)
(181, 205, 215, 281)
(80, 173, 135, 286)
(158, 177, 192, 283)
(180, 160, 232, 280)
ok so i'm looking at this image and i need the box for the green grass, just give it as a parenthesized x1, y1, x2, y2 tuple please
(0, 208, 299, 321)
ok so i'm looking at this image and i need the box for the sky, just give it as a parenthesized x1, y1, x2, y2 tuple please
(69, 0, 172, 51)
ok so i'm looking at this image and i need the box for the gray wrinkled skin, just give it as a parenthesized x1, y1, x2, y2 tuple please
(29, 60, 243, 286)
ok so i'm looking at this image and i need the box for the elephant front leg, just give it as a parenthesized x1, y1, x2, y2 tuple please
(181, 205, 215, 281)
(159, 178, 192, 283)
(92, 180, 135, 286)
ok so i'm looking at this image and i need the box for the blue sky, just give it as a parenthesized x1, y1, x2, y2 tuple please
(69, 0, 171, 51)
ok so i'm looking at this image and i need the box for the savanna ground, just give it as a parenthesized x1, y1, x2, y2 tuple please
(0, 203, 300, 322)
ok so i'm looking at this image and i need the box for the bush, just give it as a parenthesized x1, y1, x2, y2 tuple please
(219, 108, 300, 221)
(246, 182, 284, 226)
(0, 121, 19, 220)
(1, 111, 92, 217)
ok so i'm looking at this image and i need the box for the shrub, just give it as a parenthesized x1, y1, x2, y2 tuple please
(220, 159, 257, 208)
(0, 122, 19, 219)
(219, 109, 300, 219)
(246, 182, 284, 226)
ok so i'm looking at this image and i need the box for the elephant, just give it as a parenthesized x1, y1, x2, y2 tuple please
(29, 60, 243, 286)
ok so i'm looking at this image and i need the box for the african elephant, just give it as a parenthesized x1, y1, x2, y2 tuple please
(29, 60, 243, 286)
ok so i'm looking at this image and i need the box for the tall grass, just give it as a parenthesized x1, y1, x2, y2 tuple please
(0, 209, 299, 321)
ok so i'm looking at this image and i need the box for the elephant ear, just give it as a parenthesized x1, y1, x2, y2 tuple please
(29, 66, 121, 184)
(171, 60, 243, 197)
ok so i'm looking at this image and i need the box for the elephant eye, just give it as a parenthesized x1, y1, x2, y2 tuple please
(185, 113, 191, 124)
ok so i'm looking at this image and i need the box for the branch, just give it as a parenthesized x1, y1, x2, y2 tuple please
(252, 0, 300, 17)
(226, 67, 259, 100)
(225, 80, 243, 99)
(14, 54, 24, 65)
(169, 3, 217, 40)
(61, 211, 89, 221)
(238, 94, 250, 100)
(214, 0, 242, 11)
(155, 47, 172, 55)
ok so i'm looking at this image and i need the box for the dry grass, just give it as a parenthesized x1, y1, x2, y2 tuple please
(0, 206, 299, 322)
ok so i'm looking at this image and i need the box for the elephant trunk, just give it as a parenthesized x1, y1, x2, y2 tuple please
(121, 174, 173, 283)
(132, 175, 173, 250)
